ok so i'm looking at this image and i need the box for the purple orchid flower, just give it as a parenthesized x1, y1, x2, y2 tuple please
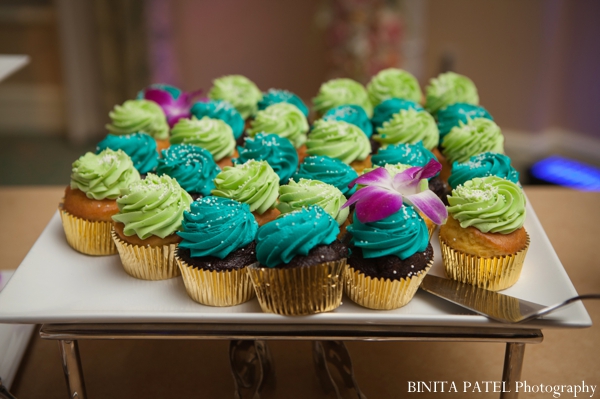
(142, 88, 205, 128)
(342, 159, 448, 224)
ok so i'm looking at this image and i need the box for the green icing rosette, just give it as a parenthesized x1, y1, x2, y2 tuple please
(212, 160, 279, 215)
(190, 100, 244, 140)
(233, 133, 298, 184)
(106, 99, 169, 140)
(71, 148, 140, 200)
(96, 133, 158, 175)
(169, 116, 235, 161)
(292, 156, 358, 197)
(258, 89, 309, 117)
(447, 176, 526, 234)
(347, 206, 429, 259)
(371, 98, 424, 130)
(374, 109, 439, 150)
(437, 102, 493, 141)
(441, 117, 504, 164)
(313, 78, 373, 118)
(425, 72, 479, 115)
(247, 102, 309, 148)
(449, 152, 519, 189)
(112, 174, 192, 239)
(256, 206, 340, 268)
(367, 68, 422, 106)
(208, 75, 262, 119)
(306, 120, 371, 164)
(277, 178, 349, 226)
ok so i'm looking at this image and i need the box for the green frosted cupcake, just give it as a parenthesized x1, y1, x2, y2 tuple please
(367, 68, 422, 106)
(313, 78, 373, 117)
(208, 75, 262, 119)
(374, 109, 439, 150)
(170, 116, 236, 163)
(441, 118, 504, 164)
(247, 102, 309, 148)
(425, 72, 479, 115)
(106, 99, 169, 141)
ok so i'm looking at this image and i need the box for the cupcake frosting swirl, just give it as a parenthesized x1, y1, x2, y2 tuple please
(177, 196, 258, 259)
(96, 133, 158, 174)
(277, 179, 349, 225)
(247, 102, 309, 148)
(447, 176, 526, 234)
(367, 68, 422, 106)
(372, 141, 436, 169)
(437, 102, 493, 140)
(323, 105, 373, 138)
(375, 109, 439, 150)
(208, 75, 262, 119)
(112, 174, 192, 239)
(212, 160, 279, 214)
(348, 206, 429, 259)
(371, 98, 424, 130)
(169, 116, 235, 161)
(156, 144, 220, 195)
(234, 133, 298, 184)
(441, 117, 504, 164)
(313, 78, 373, 117)
(306, 120, 371, 164)
(425, 72, 479, 114)
(292, 156, 358, 197)
(449, 152, 519, 189)
(256, 206, 340, 268)
(190, 100, 244, 139)
(258, 89, 309, 117)
(71, 148, 140, 200)
(106, 99, 169, 140)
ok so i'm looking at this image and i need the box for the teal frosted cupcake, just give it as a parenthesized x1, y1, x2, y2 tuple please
(323, 104, 373, 138)
(190, 100, 244, 141)
(425, 72, 479, 115)
(448, 152, 519, 189)
(371, 98, 424, 131)
(156, 144, 220, 198)
(96, 133, 158, 175)
(437, 103, 493, 143)
(247, 102, 309, 148)
(233, 133, 298, 184)
(258, 89, 309, 117)
(208, 75, 262, 119)
(313, 78, 373, 118)
(292, 155, 358, 198)
(374, 108, 439, 151)
(367, 68, 422, 106)
(441, 118, 504, 164)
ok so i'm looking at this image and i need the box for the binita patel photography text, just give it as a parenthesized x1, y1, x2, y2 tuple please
(407, 381, 597, 398)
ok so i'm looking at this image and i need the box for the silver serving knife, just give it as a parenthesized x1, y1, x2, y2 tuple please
(420, 275, 600, 324)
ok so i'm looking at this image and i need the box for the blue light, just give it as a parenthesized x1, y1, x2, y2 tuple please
(531, 156, 600, 191)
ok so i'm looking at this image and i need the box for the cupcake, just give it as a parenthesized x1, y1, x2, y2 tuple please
(436, 103, 493, 145)
(292, 155, 358, 198)
(175, 197, 258, 306)
(425, 72, 479, 115)
(448, 152, 519, 190)
(322, 104, 373, 138)
(439, 176, 529, 291)
(169, 116, 236, 168)
(374, 108, 439, 151)
(345, 206, 434, 310)
(156, 144, 220, 199)
(211, 160, 280, 226)
(371, 98, 424, 131)
(367, 68, 422, 106)
(233, 133, 298, 184)
(441, 117, 504, 164)
(96, 133, 158, 176)
(111, 174, 192, 280)
(61, 149, 140, 255)
(257, 89, 309, 118)
(306, 120, 372, 173)
(106, 99, 170, 151)
(190, 100, 245, 144)
(248, 206, 348, 316)
(312, 78, 373, 118)
(208, 75, 262, 120)
(247, 102, 309, 150)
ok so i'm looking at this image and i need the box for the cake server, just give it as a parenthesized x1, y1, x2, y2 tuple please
(420, 274, 600, 324)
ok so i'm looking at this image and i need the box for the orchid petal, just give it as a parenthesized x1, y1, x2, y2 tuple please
(405, 190, 448, 225)
(144, 88, 174, 108)
(392, 166, 422, 191)
(349, 167, 393, 189)
(353, 186, 403, 223)
(420, 159, 442, 179)
(342, 185, 391, 209)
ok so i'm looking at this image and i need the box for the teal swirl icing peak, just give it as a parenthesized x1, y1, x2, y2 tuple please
(371, 98, 424, 130)
(348, 206, 429, 259)
(293, 156, 358, 197)
(256, 206, 340, 268)
(96, 133, 158, 174)
(190, 100, 244, 139)
(449, 152, 519, 189)
(247, 102, 309, 148)
(258, 89, 309, 117)
(323, 105, 373, 137)
(372, 141, 436, 170)
(425, 72, 479, 115)
(437, 103, 493, 140)
(156, 144, 220, 195)
(178, 196, 258, 259)
(313, 78, 373, 117)
(367, 68, 422, 106)
(112, 174, 192, 239)
(106, 99, 169, 140)
(233, 133, 298, 184)
(375, 109, 439, 150)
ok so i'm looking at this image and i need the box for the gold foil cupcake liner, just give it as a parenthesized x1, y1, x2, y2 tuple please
(111, 231, 180, 280)
(59, 207, 117, 256)
(439, 234, 530, 291)
(247, 259, 347, 316)
(176, 257, 256, 307)
(344, 261, 433, 310)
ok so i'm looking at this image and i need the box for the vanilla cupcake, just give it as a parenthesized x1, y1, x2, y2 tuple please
(208, 75, 262, 120)
(425, 72, 479, 115)
(367, 68, 422, 106)
(313, 78, 373, 118)
(247, 102, 309, 150)
(111, 174, 192, 280)
(374, 108, 439, 151)
(234, 133, 298, 184)
(441, 118, 504, 164)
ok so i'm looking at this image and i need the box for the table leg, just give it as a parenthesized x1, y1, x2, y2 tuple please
(58, 340, 87, 399)
(229, 340, 275, 399)
(312, 341, 367, 399)
(500, 342, 525, 399)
